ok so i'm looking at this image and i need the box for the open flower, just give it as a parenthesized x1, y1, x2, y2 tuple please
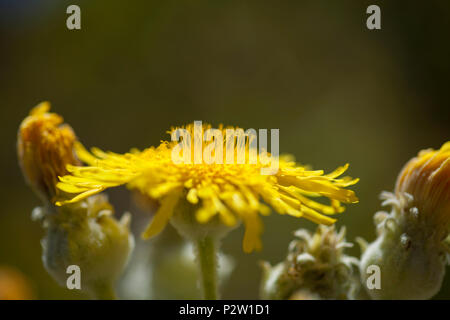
(56, 123, 359, 253)
(17, 102, 80, 204)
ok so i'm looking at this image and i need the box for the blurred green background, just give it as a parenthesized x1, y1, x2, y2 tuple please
(0, 0, 449, 299)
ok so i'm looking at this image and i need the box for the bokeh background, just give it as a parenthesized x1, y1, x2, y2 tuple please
(0, 0, 448, 299)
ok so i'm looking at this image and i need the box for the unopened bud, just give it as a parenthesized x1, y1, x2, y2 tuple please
(17, 102, 80, 204)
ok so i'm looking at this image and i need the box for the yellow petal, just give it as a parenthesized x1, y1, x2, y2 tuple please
(141, 190, 181, 239)
(74, 142, 99, 165)
(55, 187, 104, 206)
(242, 213, 263, 253)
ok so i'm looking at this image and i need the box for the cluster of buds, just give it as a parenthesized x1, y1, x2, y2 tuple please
(260, 225, 360, 300)
(17, 102, 134, 299)
(360, 142, 450, 299)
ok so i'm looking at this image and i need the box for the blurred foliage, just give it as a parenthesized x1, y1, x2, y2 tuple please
(0, 0, 448, 299)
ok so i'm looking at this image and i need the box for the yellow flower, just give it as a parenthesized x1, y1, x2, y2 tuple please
(17, 102, 80, 203)
(56, 123, 359, 252)
(395, 141, 450, 235)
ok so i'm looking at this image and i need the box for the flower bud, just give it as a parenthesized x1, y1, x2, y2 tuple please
(39, 194, 134, 299)
(360, 142, 450, 299)
(260, 225, 359, 300)
(395, 141, 450, 236)
(18, 103, 134, 299)
(17, 102, 80, 204)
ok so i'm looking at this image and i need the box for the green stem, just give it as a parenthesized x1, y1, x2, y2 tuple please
(196, 236, 219, 300)
(90, 282, 117, 300)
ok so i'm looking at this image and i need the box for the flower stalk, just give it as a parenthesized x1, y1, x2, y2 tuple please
(196, 236, 219, 300)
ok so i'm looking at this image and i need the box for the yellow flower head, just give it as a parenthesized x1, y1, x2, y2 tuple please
(17, 102, 80, 203)
(56, 123, 359, 252)
(395, 141, 450, 233)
